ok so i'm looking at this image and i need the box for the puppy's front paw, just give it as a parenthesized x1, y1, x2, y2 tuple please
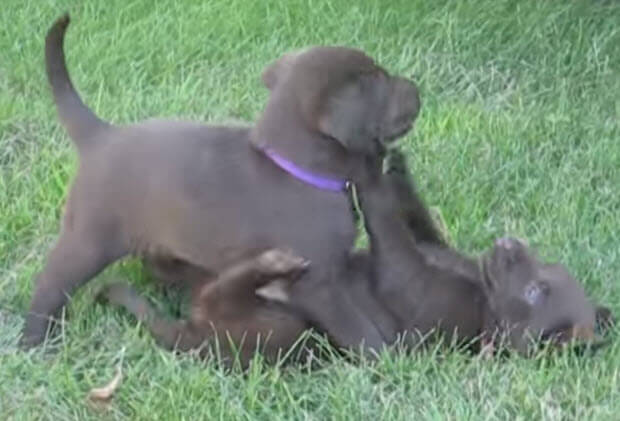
(494, 237, 527, 250)
(255, 248, 310, 278)
(492, 237, 529, 266)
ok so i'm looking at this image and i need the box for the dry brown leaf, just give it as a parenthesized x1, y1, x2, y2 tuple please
(88, 367, 122, 402)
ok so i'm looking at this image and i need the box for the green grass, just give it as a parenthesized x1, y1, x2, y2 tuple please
(1, 0, 620, 419)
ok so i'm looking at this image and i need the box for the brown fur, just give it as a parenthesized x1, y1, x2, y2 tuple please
(98, 249, 311, 368)
(99, 151, 613, 362)
(21, 14, 427, 350)
(350, 150, 611, 354)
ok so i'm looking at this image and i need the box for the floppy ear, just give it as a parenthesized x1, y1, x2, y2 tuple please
(261, 53, 296, 90)
(317, 75, 384, 155)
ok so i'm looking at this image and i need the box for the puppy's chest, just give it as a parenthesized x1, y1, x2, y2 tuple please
(253, 191, 357, 259)
(182, 185, 357, 270)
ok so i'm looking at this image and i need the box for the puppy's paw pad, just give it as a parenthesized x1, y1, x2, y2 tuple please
(492, 237, 531, 267)
(495, 237, 528, 249)
(256, 279, 291, 303)
(257, 248, 310, 275)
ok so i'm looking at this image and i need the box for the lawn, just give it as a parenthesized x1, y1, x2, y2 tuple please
(1, 0, 619, 419)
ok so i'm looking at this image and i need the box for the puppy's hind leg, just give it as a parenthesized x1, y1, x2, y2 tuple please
(20, 229, 127, 349)
(209, 248, 310, 299)
(98, 282, 201, 351)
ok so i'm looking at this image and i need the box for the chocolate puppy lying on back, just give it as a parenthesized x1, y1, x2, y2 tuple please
(100, 151, 612, 364)
(22, 14, 426, 350)
(354, 152, 612, 354)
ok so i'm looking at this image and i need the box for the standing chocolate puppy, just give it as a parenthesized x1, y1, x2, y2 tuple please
(22, 14, 425, 350)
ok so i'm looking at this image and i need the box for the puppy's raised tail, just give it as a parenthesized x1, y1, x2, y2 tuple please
(46, 14, 110, 152)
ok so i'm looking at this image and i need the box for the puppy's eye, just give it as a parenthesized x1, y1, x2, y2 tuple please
(523, 281, 548, 305)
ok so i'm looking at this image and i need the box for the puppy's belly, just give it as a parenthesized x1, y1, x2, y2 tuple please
(152, 192, 356, 277)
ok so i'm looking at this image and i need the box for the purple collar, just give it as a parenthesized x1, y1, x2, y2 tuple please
(262, 148, 349, 192)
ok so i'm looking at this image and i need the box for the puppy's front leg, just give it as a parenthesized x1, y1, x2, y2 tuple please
(98, 282, 201, 351)
(21, 228, 128, 349)
(384, 150, 446, 246)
